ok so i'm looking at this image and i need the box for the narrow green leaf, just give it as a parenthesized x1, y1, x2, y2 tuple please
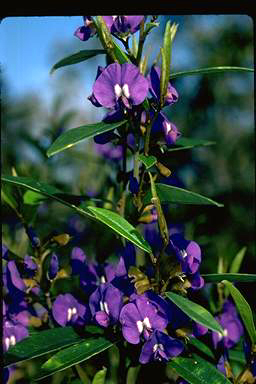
(50, 49, 106, 74)
(23, 190, 47, 205)
(1, 187, 18, 211)
(112, 40, 131, 64)
(35, 337, 114, 381)
(92, 367, 107, 384)
(165, 292, 224, 334)
(4, 327, 83, 367)
(2, 176, 151, 253)
(229, 350, 246, 365)
(169, 353, 232, 384)
(47, 120, 127, 157)
(139, 154, 157, 169)
(202, 273, 256, 283)
(188, 337, 215, 360)
(144, 183, 224, 207)
(229, 247, 247, 274)
(222, 280, 256, 344)
(170, 66, 254, 80)
(166, 137, 216, 152)
(87, 206, 152, 254)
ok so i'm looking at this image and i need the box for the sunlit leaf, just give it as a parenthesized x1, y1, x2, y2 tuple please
(166, 291, 224, 334)
(4, 327, 83, 367)
(169, 353, 232, 384)
(229, 247, 247, 274)
(144, 183, 223, 207)
(47, 120, 127, 157)
(92, 367, 107, 384)
(50, 49, 105, 73)
(35, 337, 114, 380)
(169, 66, 254, 80)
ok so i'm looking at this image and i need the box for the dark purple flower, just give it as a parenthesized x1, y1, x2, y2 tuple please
(89, 282, 123, 327)
(5, 260, 26, 297)
(119, 293, 168, 344)
(52, 293, 89, 327)
(2, 244, 8, 260)
(148, 65, 179, 106)
(94, 141, 123, 161)
(129, 174, 139, 194)
(167, 233, 202, 275)
(47, 253, 59, 280)
(24, 255, 38, 277)
(151, 111, 181, 146)
(212, 300, 244, 349)
(3, 320, 29, 352)
(139, 330, 184, 364)
(103, 16, 144, 35)
(26, 226, 40, 248)
(92, 62, 149, 109)
(74, 16, 96, 41)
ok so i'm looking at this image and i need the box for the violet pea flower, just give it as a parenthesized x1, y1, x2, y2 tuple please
(152, 112, 181, 146)
(52, 293, 89, 327)
(148, 65, 179, 106)
(139, 330, 184, 364)
(89, 282, 123, 328)
(47, 253, 59, 280)
(92, 62, 149, 109)
(119, 293, 168, 344)
(102, 16, 144, 35)
(24, 255, 38, 277)
(3, 320, 29, 352)
(74, 16, 96, 41)
(212, 300, 244, 349)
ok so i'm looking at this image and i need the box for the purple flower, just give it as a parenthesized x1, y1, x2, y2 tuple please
(52, 293, 89, 327)
(74, 16, 96, 41)
(129, 174, 139, 194)
(5, 260, 26, 297)
(2, 244, 8, 260)
(3, 320, 29, 352)
(89, 282, 123, 327)
(148, 65, 179, 106)
(47, 253, 59, 280)
(26, 226, 40, 248)
(119, 293, 168, 344)
(139, 330, 184, 364)
(92, 62, 149, 109)
(103, 16, 144, 35)
(24, 255, 38, 277)
(212, 300, 244, 349)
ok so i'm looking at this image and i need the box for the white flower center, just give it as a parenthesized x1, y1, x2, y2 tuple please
(165, 122, 172, 134)
(143, 317, 151, 329)
(99, 301, 109, 315)
(136, 320, 144, 334)
(122, 84, 130, 98)
(114, 84, 122, 98)
(100, 276, 106, 284)
(5, 337, 10, 351)
(153, 343, 164, 353)
(67, 307, 77, 322)
(10, 335, 16, 346)
(180, 249, 188, 259)
(218, 328, 228, 340)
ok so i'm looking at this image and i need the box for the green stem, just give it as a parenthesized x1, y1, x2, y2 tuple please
(136, 19, 145, 64)
(144, 108, 161, 156)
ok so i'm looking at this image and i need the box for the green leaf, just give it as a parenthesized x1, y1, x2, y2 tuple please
(169, 353, 232, 384)
(2, 176, 151, 253)
(139, 154, 157, 169)
(166, 137, 216, 152)
(229, 350, 246, 365)
(94, 16, 116, 62)
(87, 206, 152, 254)
(1, 187, 18, 211)
(4, 327, 83, 367)
(112, 40, 131, 64)
(35, 337, 114, 381)
(202, 273, 256, 283)
(188, 337, 215, 360)
(160, 21, 171, 107)
(165, 292, 224, 334)
(229, 247, 247, 274)
(92, 367, 107, 384)
(47, 120, 127, 157)
(222, 280, 256, 344)
(144, 183, 223, 207)
(23, 190, 47, 205)
(170, 66, 254, 80)
(50, 49, 106, 74)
